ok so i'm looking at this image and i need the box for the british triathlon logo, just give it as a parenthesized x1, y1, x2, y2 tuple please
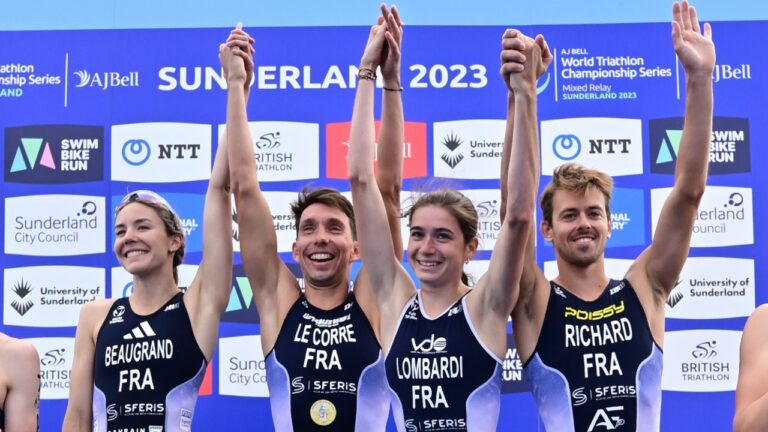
(440, 132, 464, 169)
(650, 117, 750, 175)
(4, 125, 104, 183)
(662, 330, 740, 392)
(10, 278, 34, 316)
(41, 348, 67, 367)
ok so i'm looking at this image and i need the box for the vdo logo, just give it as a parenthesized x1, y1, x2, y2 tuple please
(411, 334, 447, 353)
(111, 123, 211, 183)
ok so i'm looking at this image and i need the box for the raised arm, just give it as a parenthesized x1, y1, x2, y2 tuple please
(183, 107, 233, 361)
(3, 339, 39, 432)
(734, 305, 768, 432)
(222, 27, 300, 354)
(499, 31, 552, 302)
(348, 18, 415, 347)
(632, 1, 715, 298)
(469, 31, 539, 353)
(376, 4, 405, 257)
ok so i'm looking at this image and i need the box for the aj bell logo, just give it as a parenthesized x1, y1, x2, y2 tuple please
(692, 341, 717, 359)
(255, 132, 281, 150)
(73, 70, 139, 90)
(411, 334, 447, 353)
(440, 132, 464, 168)
(121, 139, 200, 166)
(40, 348, 66, 367)
(10, 278, 34, 316)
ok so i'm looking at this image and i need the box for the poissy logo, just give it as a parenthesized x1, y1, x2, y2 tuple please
(4, 125, 104, 183)
(650, 117, 750, 175)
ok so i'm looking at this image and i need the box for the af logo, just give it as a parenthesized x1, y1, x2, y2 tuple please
(411, 334, 447, 353)
(588, 406, 625, 431)
(440, 132, 464, 169)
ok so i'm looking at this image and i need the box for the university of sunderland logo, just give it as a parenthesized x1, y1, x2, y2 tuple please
(666, 280, 685, 308)
(231, 206, 240, 242)
(11, 278, 34, 316)
(440, 132, 464, 169)
(123, 321, 157, 340)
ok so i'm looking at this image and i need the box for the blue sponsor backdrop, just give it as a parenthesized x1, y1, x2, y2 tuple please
(0, 21, 765, 431)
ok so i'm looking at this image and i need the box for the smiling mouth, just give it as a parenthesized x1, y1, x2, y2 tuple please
(309, 252, 334, 262)
(125, 250, 148, 258)
(416, 259, 441, 268)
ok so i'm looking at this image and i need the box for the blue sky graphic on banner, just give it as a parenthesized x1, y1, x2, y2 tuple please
(0, 19, 765, 432)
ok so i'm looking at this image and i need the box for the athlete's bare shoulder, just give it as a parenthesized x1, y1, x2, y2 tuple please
(78, 298, 120, 339)
(0, 334, 39, 388)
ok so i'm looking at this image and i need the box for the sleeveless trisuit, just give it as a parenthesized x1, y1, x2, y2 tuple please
(524, 279, 663, 432)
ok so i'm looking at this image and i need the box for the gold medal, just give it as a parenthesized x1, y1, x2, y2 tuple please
(310, 399, 337, 426)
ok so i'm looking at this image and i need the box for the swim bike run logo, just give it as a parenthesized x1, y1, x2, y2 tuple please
(4, 125, 104, 183)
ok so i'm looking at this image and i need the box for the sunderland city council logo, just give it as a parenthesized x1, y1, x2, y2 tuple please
(310, 399, 337, 426)
(4, 125, 104, 183)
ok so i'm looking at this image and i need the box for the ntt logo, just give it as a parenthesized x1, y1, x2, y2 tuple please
(553, 134, 581, 160)
(122, 139, 151, 166)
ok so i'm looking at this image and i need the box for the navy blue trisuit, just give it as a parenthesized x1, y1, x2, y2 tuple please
(92, 292, 207, 432)
(265, 293, 389, 431)
(524, 279, 663, 432)
(386, 293, 503, 432)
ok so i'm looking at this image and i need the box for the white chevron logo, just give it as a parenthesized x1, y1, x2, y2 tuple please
(123, 321, 157, 340)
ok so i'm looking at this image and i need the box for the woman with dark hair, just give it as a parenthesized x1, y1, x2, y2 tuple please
(348, 22, 544, 431)
(62, 34, 237, 431)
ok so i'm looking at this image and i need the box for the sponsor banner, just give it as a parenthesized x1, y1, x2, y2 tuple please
(26, 337, 75, 399)
(0, 62, 63, 99)
(111, 265, 199, 298)
(607, 188, 645, 248)
(4, 266, 105, 327)
(111, 193, 205, 253)
(232, 191, 296, 254)
(662, 330, 741, 392)
(541, 117, 643, 176)
(71, 68, 139, 91)
(223, 265, 260, 324)
(4, 195, 105, 256)
(712, 62, 753, 84)
(502, 333, 530, 393)
(544, 259, 633, 281)
(219, 121, 320, 182)
(433, 120, 505, 179)
(218, 335, 269, 397)
(4, 124, 104, 183)
(461, 189, 502, 251)
(649, 117, 750, 175)
(111, 123, 211, 182)
(651, 186, 753, 247)
(665, 257, 755, 319)
(555, 45, 674, 101)
(325, 121, 428, 179)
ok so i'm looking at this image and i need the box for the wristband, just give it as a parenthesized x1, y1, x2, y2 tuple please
(357, 68, 377, 81)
